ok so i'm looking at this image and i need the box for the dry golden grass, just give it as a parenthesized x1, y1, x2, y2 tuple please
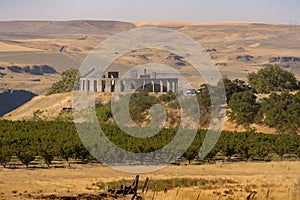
(0, 41, 42, 52)
(0, 161, 299, 199)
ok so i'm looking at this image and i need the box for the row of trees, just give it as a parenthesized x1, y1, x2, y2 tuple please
(0, 121, 299, 168)
(0, 121, 89, 168)
(185, 130, 300, 163)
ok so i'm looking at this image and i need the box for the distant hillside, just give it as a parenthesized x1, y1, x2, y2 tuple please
(0, 20, 137, 39)
(1, 92, 112, 121)
(2, 92, 72, 120)
(0, 90, 37, 117)
(7, 65, 57, 75)
(0, 20, 299, 103)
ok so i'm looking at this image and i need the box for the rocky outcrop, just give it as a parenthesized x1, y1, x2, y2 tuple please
(0, 72, 6, 77)
(205, 48, 217, 52)
(236, 55, 254, 61)
(7, 66, 23, 73)
(8, 65, 57, 75)
(138, 55, 149, 61)
(236, 47, 246, 52)
(268, 56, 300, 63)
(166, 54, 188, 67)
(216, 62, 227, 66)
(175, 62, 186, 66)
(167, 54, 184, 61)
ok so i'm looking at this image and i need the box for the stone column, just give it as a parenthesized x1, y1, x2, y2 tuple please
(86, 80, 90, 92)
(152, 80, 155, 92)
(162, 80, 168, 92)
(120, 80, 124, 92)
(125, 80, 131, 92)
(97, 79, 102, 92)
(90, 80, 95, 92)
(115, 80, 121, 92)
(105, 80, 111, 92)
(80, 79, 84, 91)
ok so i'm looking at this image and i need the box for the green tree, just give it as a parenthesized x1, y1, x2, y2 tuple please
(228, 90, 260, 128)
(48, 68, 78, 95)
(196, 85, 212, 126)
(259, 92, 300, 134)
(223, 78, 252, 103)
(40, 148, 54, 168)
(129, 92, 159, 123)
(220, 132, 237, 161)
(59, 140, 74, 167)
(17, 145, 36, 168)
(0, 145, 13, 168)
(183, 145, 199, 164)
(248, 64, 298, 93)
(271, 135, 293, 160)
(15, 133, 37, 168)
(235, 132, 256, 161)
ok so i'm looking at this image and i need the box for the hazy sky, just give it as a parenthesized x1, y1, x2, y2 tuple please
(0, 0, 299, 24)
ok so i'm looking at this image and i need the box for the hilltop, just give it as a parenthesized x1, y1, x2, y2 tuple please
(0, 20, 299, 95)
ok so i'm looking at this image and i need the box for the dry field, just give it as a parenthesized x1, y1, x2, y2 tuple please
(0, 161, 299, 199)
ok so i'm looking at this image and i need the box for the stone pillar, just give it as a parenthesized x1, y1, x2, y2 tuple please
(97, 79, 102, 92)
(86, 80, 90, 92)
(154, 80, 160, 92)
(160, 80, 163, 92)
(105, 80, 111, 92)
(162, 80, 167, 92)
(125, 80, 129, 92)
(152, 80, 155, 92)
(172, 80, 176, 92)
(120, 80, 124, 92)
(115, 80, 121, 92)
(90, 80, 94, 92)
(80, 79, 85, 91)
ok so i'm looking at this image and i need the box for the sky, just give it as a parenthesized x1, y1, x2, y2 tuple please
(0, 0, 299, 24)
